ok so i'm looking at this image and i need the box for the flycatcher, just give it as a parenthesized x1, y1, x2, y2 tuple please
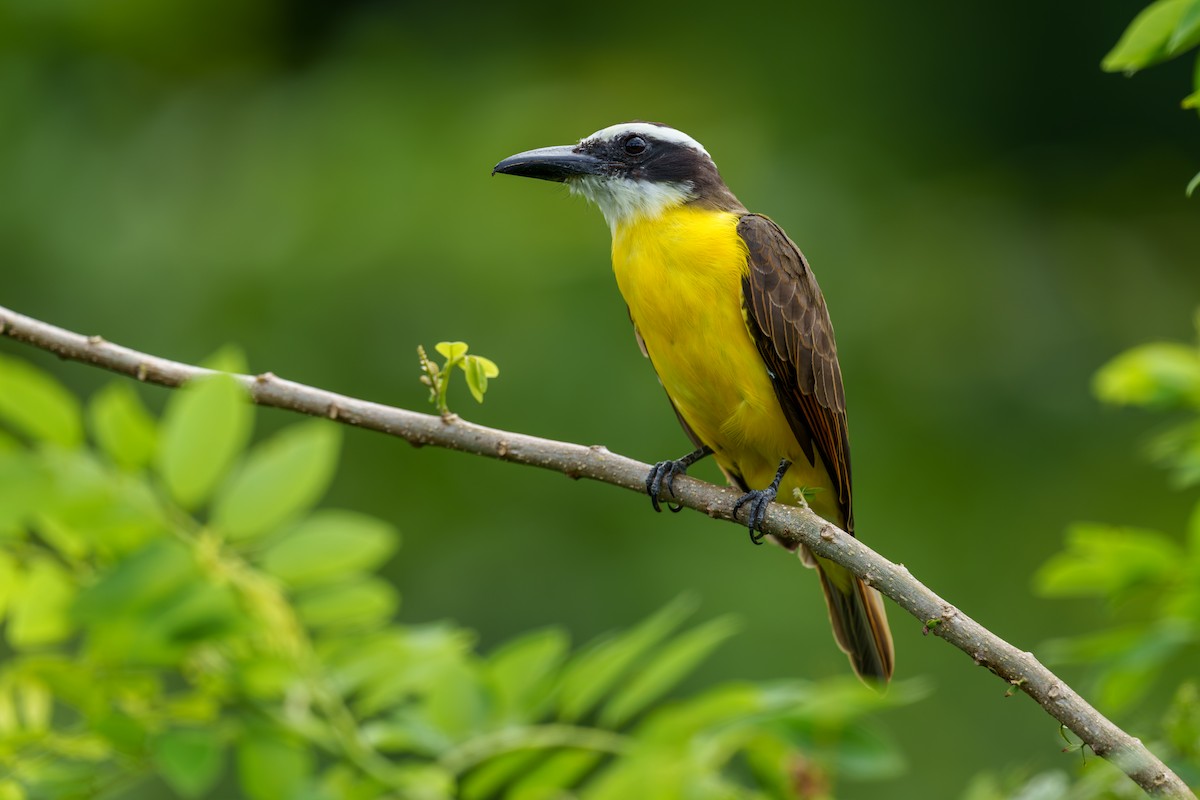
(494, 122, 893, 682)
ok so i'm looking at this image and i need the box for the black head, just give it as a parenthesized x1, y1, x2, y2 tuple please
(493, 121, 744, 226)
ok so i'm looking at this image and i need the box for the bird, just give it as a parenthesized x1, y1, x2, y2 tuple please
(493, 121, 894, 683)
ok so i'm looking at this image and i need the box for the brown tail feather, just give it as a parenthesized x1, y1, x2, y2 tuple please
(787, 546, 892, 686)
(814, 558, 894, 684)
(773, 540, 895, 683)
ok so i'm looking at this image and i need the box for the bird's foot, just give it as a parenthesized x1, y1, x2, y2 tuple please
(646, 446, 712, 512)
(733, 488, 777, 544)
(733, 458, 792, 545)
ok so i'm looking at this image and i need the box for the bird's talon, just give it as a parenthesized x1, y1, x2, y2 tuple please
(646, 460, 681, 513)
(733, 487, 775, 544)
(733, 458, 790, 546)
(645, 447, 712, 513)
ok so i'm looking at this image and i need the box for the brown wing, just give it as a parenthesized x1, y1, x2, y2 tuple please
(738, 214, 854, 533)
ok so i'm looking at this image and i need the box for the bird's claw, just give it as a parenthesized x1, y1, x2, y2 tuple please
(733, 487, 777, 545)
(646, 459, 688, 513)
(645, 446, 712, 513)
(733, 457, 791, 545)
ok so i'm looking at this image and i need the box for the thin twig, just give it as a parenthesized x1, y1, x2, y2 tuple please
(0, 304, 1193, 799)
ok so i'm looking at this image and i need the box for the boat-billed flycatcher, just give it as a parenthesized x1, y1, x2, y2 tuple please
(493, 122, 894, 682)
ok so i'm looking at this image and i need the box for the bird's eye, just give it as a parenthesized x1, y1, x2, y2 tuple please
(624, 135, 647, 155)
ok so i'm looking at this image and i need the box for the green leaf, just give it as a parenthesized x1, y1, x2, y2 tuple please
(1067, 623, 1196, 710)
(311, 765, 386, 800)
(599, 615, 740, 728)
(236, 732, 312, 800)
(462, 357, 488, 403)
(260, 510, 397, 588)
(423, 659, 488, 742)
(0, 686, 16, 735)
(435, 342, 469, 363)
(15, 677, 50, 732)
(582, 749, 689, 800)
(461, 355, 498, 404)
(157, 374, 252, 509)
(1034, 523, 1183, 598)
(76, 539, 244, 664)
(1164, 682, 1200, 757)
(461, 751, 546, 800)
(8, 557, 74, 647)
(0, 451, 52, 536)
(295, 578, 397, 629)
(75, 539, 195, 622)
(1190, 498, 1200, 553)
(153, 728, 225, 798)
(390, 764, 457, 800)
(557, 595, 697, 722)
(1146, 419, 1200, 487)
(238, 655, 302, 699)
(507, 750, 603, 798)
(0, 552, 17, 622)
(1093, 342, 1200, 408)
(87, 582, 244, 666)
(1188, 169, 1200, 197)
(0, 354, 82, 447)
(1104, 0, 1194, 73)
(473, 355, 499, 379)
(637, 683, 766, 744)
(88, 382, 157, 471)
(29, 448, 164, 557)
(213, 421, 341, 540)
(327, 624, 475, 717)
(741, 734, 801, 798)
(486, 627, 570, 721)
(1168, 0, 1200, 52)
(362, 708, 453, 757)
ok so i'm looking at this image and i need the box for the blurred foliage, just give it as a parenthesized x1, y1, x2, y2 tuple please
(1103, 0, 1200, 193)
(962, 681, 1199, 798)
(967, 317, 1200, 797)
(0, 353, 920, 799)
(1037, 315, 1200, 716)
(1093, 314, 1200, 489)
(963, 683, 1200, 799)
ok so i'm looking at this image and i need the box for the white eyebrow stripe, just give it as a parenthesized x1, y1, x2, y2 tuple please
(582, 122, 710, 158)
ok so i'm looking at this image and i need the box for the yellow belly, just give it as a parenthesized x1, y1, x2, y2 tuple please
(612, 207, 842, 524)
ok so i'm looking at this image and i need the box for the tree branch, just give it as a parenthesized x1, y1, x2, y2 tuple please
(0, 304, 1192, 799)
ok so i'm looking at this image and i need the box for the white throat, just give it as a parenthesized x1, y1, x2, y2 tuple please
(570, 176, 694, 233)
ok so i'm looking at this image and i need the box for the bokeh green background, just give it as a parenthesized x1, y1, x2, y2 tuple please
(1, 1, 1197, 796)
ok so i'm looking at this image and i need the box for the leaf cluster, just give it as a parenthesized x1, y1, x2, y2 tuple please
(1093, 314, 1200, 489)
(418, 342, 499, 416)
(1035, 318, 1200, 708)
(997, 315, 1200, 796)
(0, 352, 917, 799)
(963, 680, 1200, 800)
(1103, 0, 1200, 194)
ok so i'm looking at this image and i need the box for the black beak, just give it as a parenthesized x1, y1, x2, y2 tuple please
(492, 145, 605, 182)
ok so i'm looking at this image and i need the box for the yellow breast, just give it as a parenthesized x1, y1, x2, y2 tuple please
(611, 206, 839, 515)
